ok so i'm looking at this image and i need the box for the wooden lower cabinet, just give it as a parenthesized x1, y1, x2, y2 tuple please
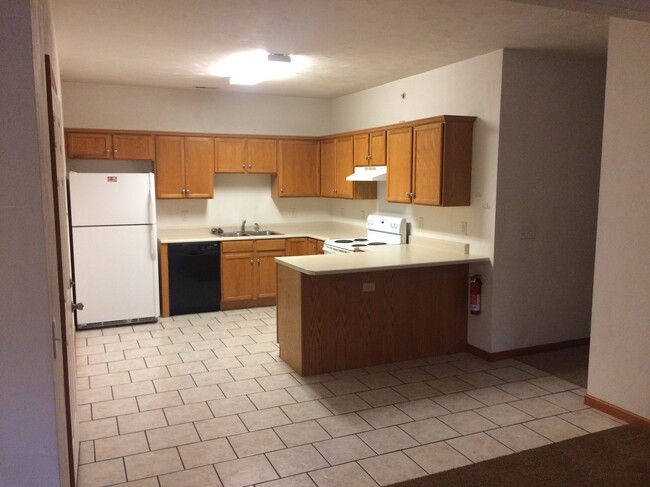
(221, 239, 286, 309)
(277, 263, 469, 375)
(287, 237, 324, 256)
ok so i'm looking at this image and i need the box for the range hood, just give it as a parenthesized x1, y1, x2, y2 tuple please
(346, 165, 387, 181)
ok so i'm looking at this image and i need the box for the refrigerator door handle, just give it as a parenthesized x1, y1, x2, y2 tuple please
(150, 224, 157, 261)
(148, 173, 157, 225)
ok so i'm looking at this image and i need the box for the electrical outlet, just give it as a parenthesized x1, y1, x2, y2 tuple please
(289, 208, 296, 218)
(181, 210, 188, 221)
(418, 217, 424, 228)
(362, 282, 375, 292)
(461, 221, 468, 235)
(361, 210, 366, 220)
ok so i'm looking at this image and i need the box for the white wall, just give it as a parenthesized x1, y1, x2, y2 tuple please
(62, 82, 331, 136)
(588, 18, 650, 420)
(62, 82, 334, 228)
(330, 51, 505, 350)
(492, 50, 606, 352)
(0, 0, 64, 484)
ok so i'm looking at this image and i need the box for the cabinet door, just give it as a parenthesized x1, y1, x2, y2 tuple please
(369, 130, 387, 166)
(221, 251, 255, 302)
(307, 238, 323, 255)
(112, 134, 155, 160)
(320, 139, 336, 197)
(276, 140, 320, 196)
(412, 123, 443, 206)
(247, 139, 277, 173)
(256, 250, 284, 299)
(155, 136, 185, 199)
(386, 127, 413, 203)
(66, 132, 113, 159)
(286, 238, 308, 256)
(335, 136, 354, 199)
(353, 133, 369, 167)
(184, 137, 214, 199)
(215, 138, 246, 173)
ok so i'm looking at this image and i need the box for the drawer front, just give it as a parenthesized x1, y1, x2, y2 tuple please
(256, 238, 286, 251)
(222, 240, 255, 253)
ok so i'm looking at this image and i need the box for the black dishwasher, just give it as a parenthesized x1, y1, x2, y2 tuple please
(168, 242, 220, 315)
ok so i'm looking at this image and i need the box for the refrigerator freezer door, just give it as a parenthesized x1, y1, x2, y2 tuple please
(72, 224, 159, 327)
(69, 172, 156, 226)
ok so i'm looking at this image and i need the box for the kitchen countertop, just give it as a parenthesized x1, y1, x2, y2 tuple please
(276, 243, 489, 275)
(157, 221, 365, 244)
(157, 222, 489, 274)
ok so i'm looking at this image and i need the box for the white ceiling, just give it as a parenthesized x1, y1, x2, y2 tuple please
(51, 0, 649, 98)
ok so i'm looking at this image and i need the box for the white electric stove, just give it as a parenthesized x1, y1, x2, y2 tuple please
(323, 215, 408, 254)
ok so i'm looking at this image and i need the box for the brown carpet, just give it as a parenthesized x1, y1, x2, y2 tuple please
(388, 425, 650, 486)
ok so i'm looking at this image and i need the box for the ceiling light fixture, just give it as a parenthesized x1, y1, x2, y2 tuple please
(210, 49, 304, 86)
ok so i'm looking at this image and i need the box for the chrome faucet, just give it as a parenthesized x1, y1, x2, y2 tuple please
(254, 222, 260, 232)
(240, 219, 246, 232)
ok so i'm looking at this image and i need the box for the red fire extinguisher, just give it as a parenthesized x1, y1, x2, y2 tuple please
(470, 275, 482, 315)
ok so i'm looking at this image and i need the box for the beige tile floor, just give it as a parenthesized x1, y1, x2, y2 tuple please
(75, 307, 623, 487)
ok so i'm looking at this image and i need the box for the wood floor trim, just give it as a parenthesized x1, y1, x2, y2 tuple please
(584, 394, 650, 431)
(466, 337, 590, 362)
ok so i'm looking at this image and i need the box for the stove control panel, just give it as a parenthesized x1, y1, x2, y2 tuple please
(365, 214, 407, 237)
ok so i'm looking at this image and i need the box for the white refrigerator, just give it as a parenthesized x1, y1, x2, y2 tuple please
(68, 172, 160, 329)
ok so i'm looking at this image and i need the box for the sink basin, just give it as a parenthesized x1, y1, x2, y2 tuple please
(218, 230, 283, 237)
(248, 230, 283, 236)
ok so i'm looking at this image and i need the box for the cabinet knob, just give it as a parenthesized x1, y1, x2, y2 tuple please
(406, 192, 414, 197)
(248, 164, 252, 169)
(257, 259, 260, 263)
(280, 188, 284, 193)
(113, 149, 117, 154)
(250, 259, 254, 264)
(105, 149, 112, 153)
(332, 188, 337, 193)
(242, 164, 246, 169)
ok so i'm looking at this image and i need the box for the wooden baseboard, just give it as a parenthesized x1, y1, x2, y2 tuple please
(466, 337, 590, 362)
(584, 394, 650, 431)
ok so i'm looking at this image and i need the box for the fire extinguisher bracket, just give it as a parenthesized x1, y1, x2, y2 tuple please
(470, 275, 482, 315)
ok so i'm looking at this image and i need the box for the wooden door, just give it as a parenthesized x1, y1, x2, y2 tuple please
(112, 134, 155, 160)
(276, 140, 320, 196)
(386, 127, 413, 203)
(256, 250, 285, 299)
(247, 139, 277, 173)
(155, 136, 185, 198)
(184, 136, 214, 198)
(334, 136, 354, 199)
(369, 130, 387, 166)
(320, 138, 336, 197)
(66, 132, 112, 159)
(286, 238, 308, 256)
(221, 251, 255, 302)
(353, 133, 369, 166)
(46, 55, 77, 486)
(215, 137, 246, 172)
(412, 123, 443, 206)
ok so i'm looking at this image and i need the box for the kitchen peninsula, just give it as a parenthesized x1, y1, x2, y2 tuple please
(275, 240, 489, 376)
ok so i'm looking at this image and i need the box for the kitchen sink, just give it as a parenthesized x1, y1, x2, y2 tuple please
(217, 230, 283, 237)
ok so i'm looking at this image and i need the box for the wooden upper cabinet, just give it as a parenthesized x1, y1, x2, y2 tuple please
(155, 136, 185, 198)
(412, 123, 444, 206)
(387, 116, 475, 206)
(322, 137, 376, 200)
(334, 136, 354, 199)
(154, 135, 214, 199)
(386, 127, 413, 203)
(66, 132, 154, 160)
(354, 131, 386, 167)
(184, 136, 215, 198)
(214, 137, 277, 173)
(273, 139, 320, 197)
(320, 138, 336, 197)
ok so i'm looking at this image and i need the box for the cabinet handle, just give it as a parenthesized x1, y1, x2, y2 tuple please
(257, 259, 260, 263)
(105, 149, 112, 153)
(242, 164, 246, 169)
(248, 164, 252, 169)
(280, 187, 284, 193)
(250, 259, 254, 264)
(332, 188, 337, 193)
(113, 149, 118, 154)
